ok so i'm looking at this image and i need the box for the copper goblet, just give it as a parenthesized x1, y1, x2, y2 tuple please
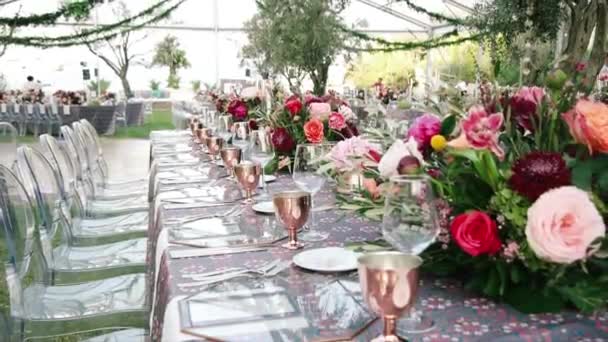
(206, 136, 224, 161)
(233, 161, 261, 203)
(358, 252, 422, 342)
(220, 147, 242, 176)
(273, 191, 311, 250)
(189, 116, 200, 133)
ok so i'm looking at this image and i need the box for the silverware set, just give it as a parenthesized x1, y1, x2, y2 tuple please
(165, 205, 245, 225)
(178, 259, 292, 288)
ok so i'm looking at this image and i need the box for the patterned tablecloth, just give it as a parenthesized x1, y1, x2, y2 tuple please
(148, 132, 608, 342)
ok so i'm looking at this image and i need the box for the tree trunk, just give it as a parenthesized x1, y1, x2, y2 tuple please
(583, 0, 608, 89)
(120, 76, 133, 99)
(559, 0, 604, 78)
(310, 63, 329, 96)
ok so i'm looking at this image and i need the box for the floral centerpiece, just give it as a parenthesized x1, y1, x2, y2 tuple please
(263, 92, 360, 171)
(327, 67, 608, 314)
(210, 86, 263, 122)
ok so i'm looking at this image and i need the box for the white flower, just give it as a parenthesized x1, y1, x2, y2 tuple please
(240, 86, 259, 99)
(378, 138, 424, 178)
(339, 105, 356, 122)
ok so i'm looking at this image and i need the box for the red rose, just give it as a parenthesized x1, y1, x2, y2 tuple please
(285, 99, 303, 116)
(450, 211, 501, 257)
(227, 99, 248, 121)
(271, 127, 296, 153)
(304, 118, 324, 143)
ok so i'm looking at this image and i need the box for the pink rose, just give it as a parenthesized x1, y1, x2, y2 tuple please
(308, 103, 331, 120)
(407, 113, 441, 149)
(303, 118, 324, 144)
(526, 186, 606, 264)
(328, 112, 346, 130)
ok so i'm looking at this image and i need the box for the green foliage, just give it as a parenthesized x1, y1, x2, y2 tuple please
(346, 50, 417, 89)
(87, 79, 111, 94)
(243, 0, 353, 95)
(152, 35, 190, 89)
(149, 80, 160, 91)
(0, 0, 185, 48)
(191, 80, 201, 93)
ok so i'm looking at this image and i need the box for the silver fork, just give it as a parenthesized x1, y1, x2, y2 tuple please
(179, 260, 290, 288)
(182, 259, 280, 280)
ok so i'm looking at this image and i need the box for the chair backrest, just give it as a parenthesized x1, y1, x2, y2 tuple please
(0, 164, 48, 339)
(39, 134, 76, 202)
(0, 123, 17, 169)
(79, 119, 109, 179)
(15, 146, 75, 249)
(73, 121, 105, 187)
(60, 125, 88, 181)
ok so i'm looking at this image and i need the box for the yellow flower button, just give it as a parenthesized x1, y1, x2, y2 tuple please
(431, 134, 447, 151)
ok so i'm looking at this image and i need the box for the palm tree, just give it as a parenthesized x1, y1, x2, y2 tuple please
(152, 35, 190, 89)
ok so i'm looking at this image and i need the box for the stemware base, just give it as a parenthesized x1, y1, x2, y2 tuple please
(371, 335, 403, 342)
(397, 314, 435, 334)
(299, 230, 329, 242)
(281, 241, 305, 250)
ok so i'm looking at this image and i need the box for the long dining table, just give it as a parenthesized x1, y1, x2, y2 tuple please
(147, 130, 608, 342)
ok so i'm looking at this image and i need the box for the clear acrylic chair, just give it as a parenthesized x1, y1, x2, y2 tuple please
(0, 164, 147, 341)
(16, 145, 148, 246)
(39, 134, 149, 232)
(59, 126, 148, 217)
(0, 122, 17, 168)
(75, 120, 148, 190)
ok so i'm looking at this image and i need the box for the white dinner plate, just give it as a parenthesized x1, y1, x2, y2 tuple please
(293, 247, 359, 272)
(252, 201, 275, 214)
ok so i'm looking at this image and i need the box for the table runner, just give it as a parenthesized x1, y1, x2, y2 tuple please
(148, 131, 608, 342)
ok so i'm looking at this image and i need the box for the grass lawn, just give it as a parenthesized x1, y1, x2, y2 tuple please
(113, 109, 175, 139)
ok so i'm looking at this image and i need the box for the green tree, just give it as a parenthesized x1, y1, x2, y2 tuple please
(85, 1, 148, 98)
(152, 35, 190, 89)
(242, 0, 353, 95)
(347, 50, 418, 89)
(88, 79, 111, 94)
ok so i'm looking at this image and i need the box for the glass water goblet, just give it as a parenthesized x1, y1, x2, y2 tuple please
(273, 191, 311, 250)
(382, 174, 439, 333)
(250, 128, 275, 200)
(358, 252, 423, 342)
(292, 143, 333, 242)
(234, 161, 261, 203)
(232, 122, 250, 158)
(218, 114, 234, 144)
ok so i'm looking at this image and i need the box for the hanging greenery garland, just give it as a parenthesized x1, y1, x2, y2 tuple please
(0, 0, 184, 48)
(389, 0, 471, 27)
(0, 0, 96, 27)
(346, 34, 484, 53)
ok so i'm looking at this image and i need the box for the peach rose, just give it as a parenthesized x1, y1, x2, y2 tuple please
(526, 186, 605, 264)
(304, 118, 324, 144)
(562, 99, 608, 154)
(309, 103, 331, 121)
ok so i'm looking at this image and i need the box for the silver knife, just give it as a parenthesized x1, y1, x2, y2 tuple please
(169, 247, 269, 259)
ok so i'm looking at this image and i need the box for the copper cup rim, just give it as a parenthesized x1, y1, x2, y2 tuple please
(208, 136, 224, 143)
(272, 190, 311, 201)
(220, 146, 241, 153)
(234, 161, 261, 171)
(357, 252, 422, 271)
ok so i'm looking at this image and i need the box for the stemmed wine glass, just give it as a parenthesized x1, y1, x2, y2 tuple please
(250, 128, 274, 200)
(382, 174, 438, 333)
(292, 143, 333, 242)
(232, 122, 250, 158)
(217, 115, 233, 145)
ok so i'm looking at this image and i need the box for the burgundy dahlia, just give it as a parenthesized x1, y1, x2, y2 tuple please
(508, 152, 571, 201)
(271, 127, 296, 153)
(509, 87, 544, 131)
